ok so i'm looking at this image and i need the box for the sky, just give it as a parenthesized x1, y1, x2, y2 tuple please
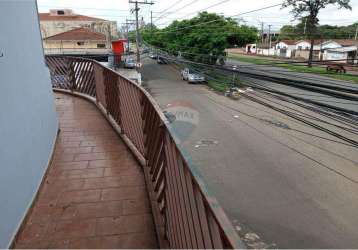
(36, 0, 358, 32)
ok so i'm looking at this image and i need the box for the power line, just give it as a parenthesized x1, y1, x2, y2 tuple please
(176, 0, 231, 21)
(153, 0, 185, 22)
(152, 3, 283, 34)
(154, 0, 200, 24)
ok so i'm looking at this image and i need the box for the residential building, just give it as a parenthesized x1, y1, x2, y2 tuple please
(39, 9, 118, 39)
(275, 40, 297, 50)
(275, 40, 296, 58)
(43, 27, 108, 54)
(248, 38, 357, 63)
(295, 40, 312, 50)
(245, 43, 257, 53)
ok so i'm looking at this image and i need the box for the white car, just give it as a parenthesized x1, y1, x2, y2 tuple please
(181, 68, 205, 83)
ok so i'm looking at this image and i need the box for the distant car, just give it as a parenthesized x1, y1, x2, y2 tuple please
(124, 58, 136, 69)
(149, 53, 158, 59)
(157, 56, 168, 64)
(181, 68, 205, 83)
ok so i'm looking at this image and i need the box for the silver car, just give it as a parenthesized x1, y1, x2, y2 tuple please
(181, 68, 205, 83)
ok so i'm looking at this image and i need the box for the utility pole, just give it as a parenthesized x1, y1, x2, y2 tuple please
(106, 23, 111, 50)
(261, 22, 264, 45)
(124, 20, 135, 53)
(355, 24, 358, 40)
(304, 17, 307, 35)
(268, 24, 272, 49)
(150, 11, 153, 32)
(129, 0, 154, 65)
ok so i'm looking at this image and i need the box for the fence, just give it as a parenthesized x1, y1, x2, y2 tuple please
(45, 55, 245, 249)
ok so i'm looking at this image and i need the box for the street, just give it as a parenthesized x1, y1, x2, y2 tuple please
(141, 58, 358, 248)
(226, 58, 358, 112)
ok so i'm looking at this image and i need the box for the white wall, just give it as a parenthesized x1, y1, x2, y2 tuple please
(295, 41, 311, 50)
(314, 41, 341, 50)
(275, 42, 295, 50)
(324, 51, 348, 60)
(0, 1, 58, 248)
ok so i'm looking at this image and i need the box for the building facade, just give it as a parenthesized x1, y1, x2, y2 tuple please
(39, 9, 118, 39)
(43, 27, 108, 54)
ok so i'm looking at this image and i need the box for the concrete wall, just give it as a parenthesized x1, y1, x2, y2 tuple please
(0, 1, 58, 248)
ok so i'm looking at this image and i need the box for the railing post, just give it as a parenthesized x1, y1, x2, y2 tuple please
(68, 58, 76, 92)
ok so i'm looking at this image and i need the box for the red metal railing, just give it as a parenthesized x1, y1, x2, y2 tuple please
(45, 55, 245, 249)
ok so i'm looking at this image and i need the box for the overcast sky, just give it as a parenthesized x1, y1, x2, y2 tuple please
(37, 0, 358, 32)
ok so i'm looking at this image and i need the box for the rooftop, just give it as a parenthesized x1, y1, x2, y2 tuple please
(39, 10, 106, 22)
(44, 28, 106, 41)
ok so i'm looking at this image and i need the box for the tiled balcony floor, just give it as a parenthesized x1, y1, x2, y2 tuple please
(14, 93, 158, 249)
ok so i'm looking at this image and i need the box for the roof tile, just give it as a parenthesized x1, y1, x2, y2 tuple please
(44, 28, 106, 41)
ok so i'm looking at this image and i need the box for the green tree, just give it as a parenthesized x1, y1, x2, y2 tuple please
(143, 12, 258, 64)
(282, 0, 352, 67)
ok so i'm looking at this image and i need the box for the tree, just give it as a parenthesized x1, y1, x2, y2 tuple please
(279, 21, 358, 40)
(282, 0, 351, 67)
(143, 12, 258, 64)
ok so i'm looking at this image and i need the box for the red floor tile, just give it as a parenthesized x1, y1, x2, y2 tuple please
(14, 93, 157, 249)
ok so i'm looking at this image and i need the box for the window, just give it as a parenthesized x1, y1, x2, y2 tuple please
(77, 42, 85, 46)
(57, 10, 65, 15)
(97, 43, 106, 48)
(298, 46, 302, 50)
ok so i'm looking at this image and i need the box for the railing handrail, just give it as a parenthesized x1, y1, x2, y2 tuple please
(91, 59, 246, 249)
(45, 55, 245, 249)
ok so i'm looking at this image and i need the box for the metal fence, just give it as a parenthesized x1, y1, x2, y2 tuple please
(45, 55, 245, 249)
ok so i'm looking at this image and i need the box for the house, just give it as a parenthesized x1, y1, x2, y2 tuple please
(295, 40, 312, 50)
(294, 40, 322, 60)
(275, 40, 297, 50)
(245, 43, 257, 53)
(324, 46, 357, 63)
(315, 40, 358, 62)
(293, 39, 358, 62)
(42, 27, 108, 54)
(275, 40, 296, 58)
(39, 9, 117, 39)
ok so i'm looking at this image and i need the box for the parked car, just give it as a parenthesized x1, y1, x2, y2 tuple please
(157, 56, 168, 64)
(124, 58, 136, 69)
(149, 53, 158, 59)
(181, 68, 205, 83)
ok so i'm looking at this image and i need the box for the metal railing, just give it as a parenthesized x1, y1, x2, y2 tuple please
(45, 55, 245, 249)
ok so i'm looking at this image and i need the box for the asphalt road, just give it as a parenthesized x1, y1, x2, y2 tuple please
(225, 58, 358, 113)
(141, 58, 358, 248)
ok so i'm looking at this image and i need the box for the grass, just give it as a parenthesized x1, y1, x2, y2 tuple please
(228, 53, 358, 84)
(206, 69, 244, 92)
(207, 80, 227, 92)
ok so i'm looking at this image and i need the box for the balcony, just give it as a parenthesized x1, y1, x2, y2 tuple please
(14, 93, 157, 248)
(12, 56, 244, 249)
